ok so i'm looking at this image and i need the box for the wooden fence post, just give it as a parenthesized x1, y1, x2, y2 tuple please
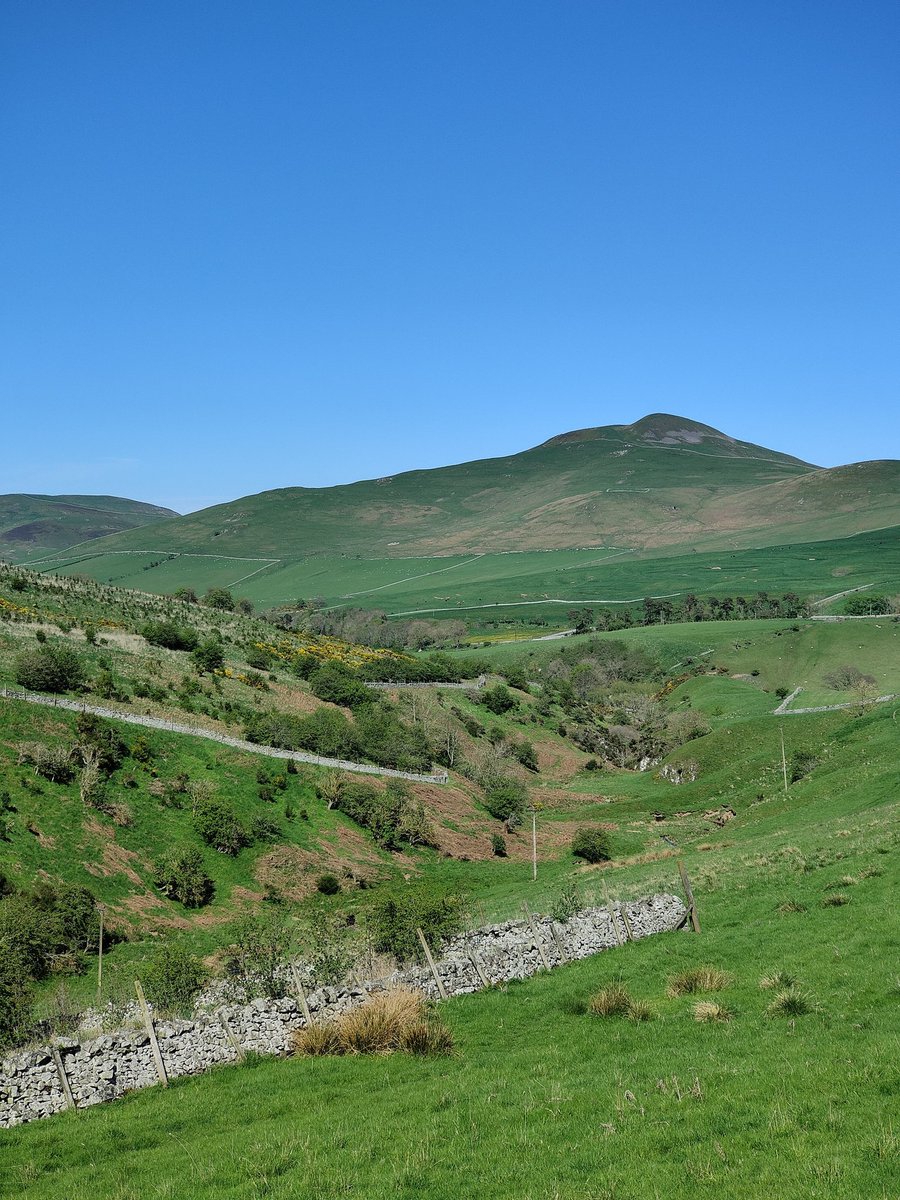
(677, 860, 701, 933)
(50, 1046, 76, 1111)
(522, 903, 551, 971)
(416, 928, 447, 999)
(469, 951, 490, 989)
(134, 979, 168, 1086)
(290, 962, 312, 1023)
(548, 920, 569, 963)
(217, 1009, 246, 1061)
(618, 902, 635, 942)
(602, 882, 623, 946)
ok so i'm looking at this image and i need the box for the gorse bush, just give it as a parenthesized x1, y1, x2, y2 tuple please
(192, 798, 249, 855)
(140, 620, 199, 651)
(370, 886, 466, 962)
(14, 641, 85, 693)
(571, 826, 612, 863)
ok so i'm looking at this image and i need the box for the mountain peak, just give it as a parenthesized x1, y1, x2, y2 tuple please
(620, 413, 735, 445)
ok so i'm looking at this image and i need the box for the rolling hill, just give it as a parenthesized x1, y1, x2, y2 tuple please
(23, 414, 900, 611)
(0, 494, 178, 563)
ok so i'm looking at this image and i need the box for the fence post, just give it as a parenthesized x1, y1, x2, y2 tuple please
(217, 1009, 246, 1061)
(618, 902, 635, 942)
(469, 951, 490, 989)
(50, 1046, 76, 1111)
(602, 882, 623, 946)
(677, 860, 701, 933)
(522, 903, 551, 971)
(134, 979, 168, 1086)
(290, 962, 312, 1023)
(416, 928, 447, 999)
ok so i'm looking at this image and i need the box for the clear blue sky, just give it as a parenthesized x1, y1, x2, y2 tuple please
(2, 1, 898, 514)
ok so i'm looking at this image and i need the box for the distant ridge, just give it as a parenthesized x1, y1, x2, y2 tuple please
(0, 494, 179, 563)
(36, 416, 897, 591)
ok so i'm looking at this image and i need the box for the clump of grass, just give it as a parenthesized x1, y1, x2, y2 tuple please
(626, 999, 654, 1022)
(292, 989, 454, 1058)
(293, 1022, 344, 1056)
(777, 899, 808, 915)
(588, 984, 633, 1017)
(693, 1001, 732, 1023)
(825, 875, 857, 889)
(767, 987, 812, 1017)
(821, 892, 851, 907)
(666, 965, 732, 997)
(759, 970, 798, 990)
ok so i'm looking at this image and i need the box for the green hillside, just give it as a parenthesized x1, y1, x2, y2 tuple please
(0, 495, 177, 563)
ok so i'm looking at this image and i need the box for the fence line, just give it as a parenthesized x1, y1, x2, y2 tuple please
(0, 687, 449, 784)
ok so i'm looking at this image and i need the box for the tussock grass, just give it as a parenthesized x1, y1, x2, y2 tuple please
(292, 989, 453, 1058)
(821, 892, 851, 907)
(588, 983, 633, 1017)
(693, 1000, 733, 1023)
(666, 965, 732, 997)
(626, 999, 655, 1022)
(777, 899, 808, 914)
(759, 970, 798, 990)
(767, 988, 813, 1018)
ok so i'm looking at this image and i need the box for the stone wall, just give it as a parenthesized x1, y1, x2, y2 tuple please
(0, 893, 686, 1129)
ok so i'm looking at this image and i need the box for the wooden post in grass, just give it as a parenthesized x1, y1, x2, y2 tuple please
(677, 860, 701, 933)
(416, 928, 447, 999)
(134, 979, 168, 1086)
(531, 809, 538, 882)
(548, 920, 569, 963)
(602, 882, 623, 946)
(50, 1046, 75, 1112)
(522, 902, 551, 971)
(780, 725, 789, 792)
(469, 951, 490, 989)
(289, 962, 312, 1024)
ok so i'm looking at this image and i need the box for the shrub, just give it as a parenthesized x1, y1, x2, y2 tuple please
(370, 886, 466, 962)
(309, 662, 373, 709)
(193, 798, 249, 855)
(203, 587, 235, 611)
(551, 881, 581, 922)
(223, 911, 293, 1000)
(140, 621, 199, 651)
(767, 987, 812, 1017)
(693, 1001, 732, 1023)
(483, 781, 528, 825)
(335, 779, 433, 851)
(588, 984, 633, 1017)
(144, 942, 208, 1014)
(490, 833, 508, 858)
(316, 873, 341, 895)
(0, 956, 33, 1048)
(512, 739, 539, 771)
(154, 848, 214, 908)
(667, 965, 732, 996)
(790, 750, 818, 783)
(481, 684, 516, 715)
(14, 642, 85, 693)
(17, 742, 74, 784)
(192, 638, 225, 673)
(571, 827, 612, 864)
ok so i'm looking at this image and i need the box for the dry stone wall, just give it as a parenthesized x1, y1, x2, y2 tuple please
(1, 894, 686, 1129)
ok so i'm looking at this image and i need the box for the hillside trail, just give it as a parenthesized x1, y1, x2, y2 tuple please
(0, 687, 449, 784)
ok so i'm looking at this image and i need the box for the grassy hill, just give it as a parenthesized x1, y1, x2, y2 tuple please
(26, 414, 898, 616)
(0, 495, 177, 564)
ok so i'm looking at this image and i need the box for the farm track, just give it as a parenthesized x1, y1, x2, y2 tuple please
(0, 688, 449, 784)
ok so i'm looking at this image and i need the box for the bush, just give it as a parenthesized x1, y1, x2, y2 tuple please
(490, 833, 508, 858)
(335, 780, 433, 850)
(144, 942, 208, 1014)
(203, 587, 235, 611)
(483, 781, 528, 825)
(0, 956, 33, 1048)
(481, 684, 516, 715)
(316, 873, 341, 895)
(192, 638, 225, 674)
(370, 886, 466, 962)
(222, 911, 292, 999)
(790, 750, 818, 783)
(140, 621, 199, 651)
(512, 739, 539, 771)
(154, 848, 214, 908)
(309, 662, 374, 708)
(14, 642, 85, 693)
(193, 798, 249, 855)
(571, 826, 612, 863)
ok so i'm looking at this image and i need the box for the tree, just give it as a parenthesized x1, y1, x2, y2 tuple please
(193, 798, 249, 855)
(482, 684, 516, 714)
(203, 587, 235, 611)
(571, 826, 612, 863)
(154, 847, 214, 907)
(192, 637, 225, 673)
(145, 941, 208, 1014)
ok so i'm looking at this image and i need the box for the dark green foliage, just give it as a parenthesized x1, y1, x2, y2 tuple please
(153, 848, 214, 908)
(0, 956, 33, 1048)
(193, 798, 249, 855)
(481, 684, 516, 714)
(512, 738, 539, 771)
(140, 620, 199, 651)
(316, 873, 341, 895)
(203, 587, 235, 611)
(491, 833, 508, 857)
(249, 813, 280, 841)
(369, 886, 466, 962)
(335, 780, 433, 850)
(192, 637, 225, 673)
(791, 750, 819, 783)
(75, 712, 128, 775)
(14, 641, 85, 693)
(309, 662, 374, 708)
(172, 586, 198, 603)
(144, 941, 208, 1014)
(0, 883, 100, 991)
(571, 826, 612, 863)
(483, 781, 528, 825)
(223, 911, 293, 999)
(353, 704, 432, 772)
(844, 594, 891, 616)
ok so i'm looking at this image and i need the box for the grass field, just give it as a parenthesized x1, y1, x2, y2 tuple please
(29, 527, 900, 628)
(3, 699, 898, 1200)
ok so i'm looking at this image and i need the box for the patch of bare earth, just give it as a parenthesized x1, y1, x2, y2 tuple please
(81, 816, 147, 886)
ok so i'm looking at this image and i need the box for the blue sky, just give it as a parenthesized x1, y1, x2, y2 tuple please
(2, 1, 898, 514)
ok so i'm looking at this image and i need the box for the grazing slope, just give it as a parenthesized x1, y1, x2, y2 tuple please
(0, 495, 178, 563)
